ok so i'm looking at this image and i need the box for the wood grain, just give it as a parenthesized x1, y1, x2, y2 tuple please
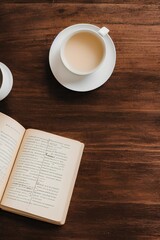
(1, 1, 160, 3)
(0, 2, 160, 240)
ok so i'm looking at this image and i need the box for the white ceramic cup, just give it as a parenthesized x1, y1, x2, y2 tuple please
(60, 27, 109, 75)
(0, 62, 13, 101)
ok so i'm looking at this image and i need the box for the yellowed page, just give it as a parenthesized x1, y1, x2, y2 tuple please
(0, 112, 25, 200)
(1, 129, 84, 224)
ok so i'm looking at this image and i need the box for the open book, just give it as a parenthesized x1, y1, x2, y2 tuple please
(0, 112, 84, 225)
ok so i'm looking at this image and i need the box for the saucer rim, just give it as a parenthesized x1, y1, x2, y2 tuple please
(49, 24, 116, 92)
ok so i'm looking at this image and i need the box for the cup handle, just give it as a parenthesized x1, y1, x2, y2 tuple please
(0, 62, 13, 101)
(98, 27, 109, 37)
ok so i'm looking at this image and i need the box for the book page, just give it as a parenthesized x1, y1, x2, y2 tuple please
(1, 129, 84, 224)
(0, 112, 25, 200)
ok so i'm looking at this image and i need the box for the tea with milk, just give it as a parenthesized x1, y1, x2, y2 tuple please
(63, 31, 105, 73)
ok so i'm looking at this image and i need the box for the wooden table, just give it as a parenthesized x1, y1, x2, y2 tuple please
(0, 1, 159, 239)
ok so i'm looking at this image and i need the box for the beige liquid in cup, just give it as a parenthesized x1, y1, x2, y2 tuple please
(64, 32, 104, 73)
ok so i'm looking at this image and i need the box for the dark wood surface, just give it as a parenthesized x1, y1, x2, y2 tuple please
(0, 1, 160, 240)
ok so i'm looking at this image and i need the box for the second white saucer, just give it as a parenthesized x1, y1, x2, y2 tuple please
(0, 62, 13, 101)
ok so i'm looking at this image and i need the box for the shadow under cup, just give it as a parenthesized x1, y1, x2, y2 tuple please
(60, 30, 106, 76)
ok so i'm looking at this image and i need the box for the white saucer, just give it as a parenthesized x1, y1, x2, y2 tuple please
(49, 24, 116, 92)
(0, 62, 13, 101)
